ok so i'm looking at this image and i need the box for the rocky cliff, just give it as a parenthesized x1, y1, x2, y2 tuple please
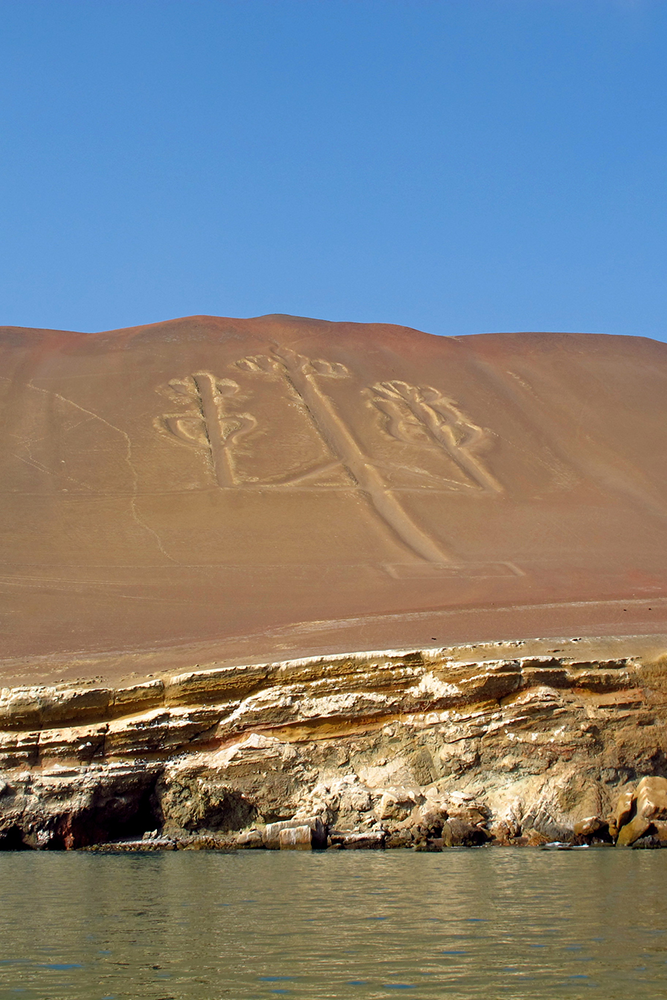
(1, 635, 666, 850)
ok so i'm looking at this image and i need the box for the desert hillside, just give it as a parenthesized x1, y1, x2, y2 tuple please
(0, 315, 665, 684)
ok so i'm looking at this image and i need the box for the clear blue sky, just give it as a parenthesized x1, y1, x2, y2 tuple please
(1, 0, 666, 341)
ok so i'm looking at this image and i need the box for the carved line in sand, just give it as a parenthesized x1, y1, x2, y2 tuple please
(154, 372, 256, 488)
(155, 348, 503, 566)
(370, 381, 502, 495)
(233, 346, 453, 564)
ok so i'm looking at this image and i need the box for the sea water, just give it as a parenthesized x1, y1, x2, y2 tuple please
(0, 848, 665, 999)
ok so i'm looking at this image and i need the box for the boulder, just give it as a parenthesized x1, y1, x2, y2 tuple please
(384, 828, 415, 849)
(651, 820, 667, 844)
(414, 837, 444, 852)
(616, 814, 651, 847)
(377, 789, 418, 822)
(236, 828, 264, 848)
(263, 816, 327, 849)
(636, 776, 667, 822)
(413, 803, 447, 844)
(489, 821, 516, 846)
(279, 826, 312, 850)
(339, 784, 372, 814)
(573, 815, 609, 840)
(524, 829, 550, 847)
(442, 818, 489, 847)
(611, 787, 635, 834)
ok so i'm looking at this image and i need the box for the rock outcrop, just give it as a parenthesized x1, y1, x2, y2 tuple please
(610, 776, 667, 847)
(1, 636, 666, 850)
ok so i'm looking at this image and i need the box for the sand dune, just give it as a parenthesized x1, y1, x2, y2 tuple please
(1, 314, 666, 684)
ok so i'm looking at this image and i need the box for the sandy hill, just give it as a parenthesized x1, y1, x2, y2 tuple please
(1, 314, 666, 684)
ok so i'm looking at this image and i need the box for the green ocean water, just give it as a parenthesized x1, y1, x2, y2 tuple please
(0, 849, 665, 999)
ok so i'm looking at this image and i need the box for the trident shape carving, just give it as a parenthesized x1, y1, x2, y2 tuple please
(371, 381, 502, 494)
(155, 372, 256, 487)
(234, 346, 454, 564)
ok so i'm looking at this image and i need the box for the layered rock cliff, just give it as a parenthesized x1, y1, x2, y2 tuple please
(1, 635, 665, 850)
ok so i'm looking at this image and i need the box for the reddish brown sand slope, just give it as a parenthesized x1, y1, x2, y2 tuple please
(1, 314, 666, 684)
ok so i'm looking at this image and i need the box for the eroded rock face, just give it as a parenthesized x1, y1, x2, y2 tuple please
(0, 638, 666, 850)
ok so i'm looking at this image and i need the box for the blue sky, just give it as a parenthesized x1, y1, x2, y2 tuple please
(1, 0, 666, 340)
